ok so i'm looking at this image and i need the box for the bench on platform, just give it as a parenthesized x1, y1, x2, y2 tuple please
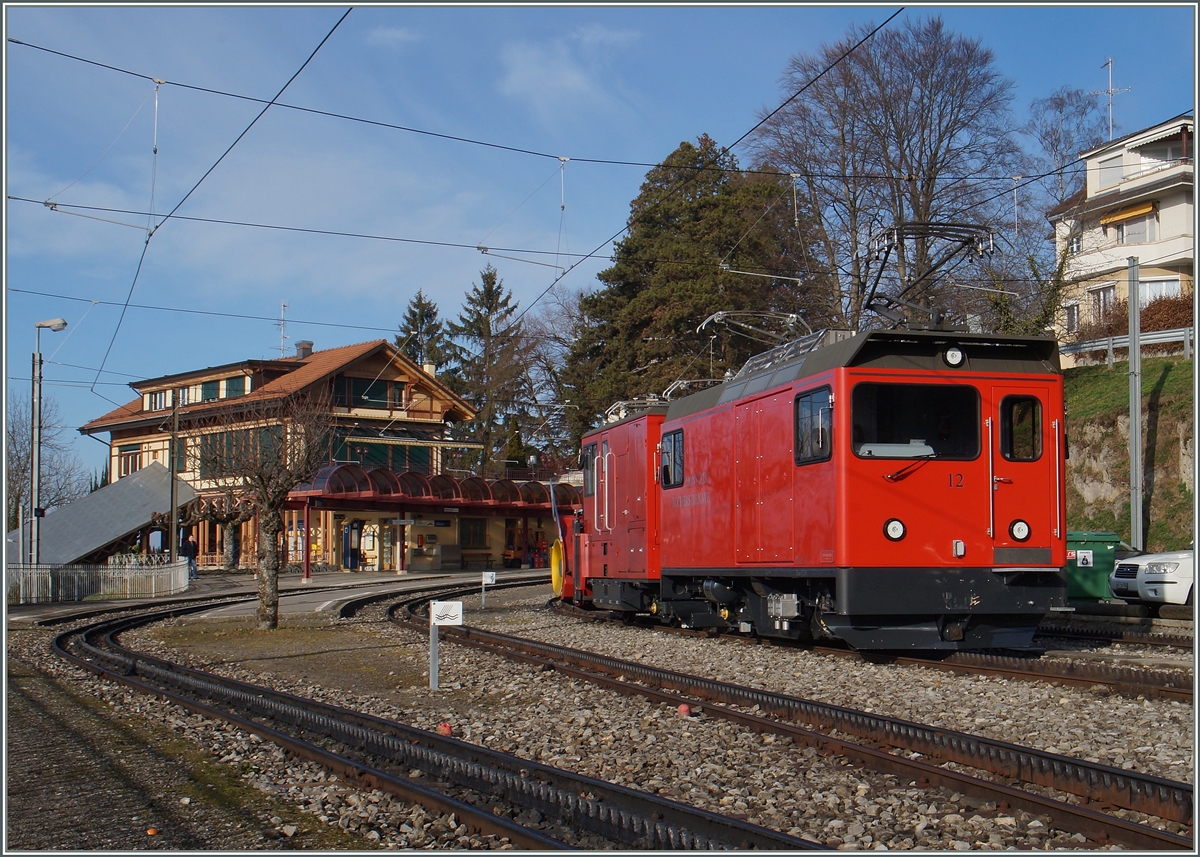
(460, 551, 495, 569)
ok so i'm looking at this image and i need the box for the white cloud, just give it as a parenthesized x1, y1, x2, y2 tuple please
(497, 25, 640, 127)
(571, 23, 639, 50)
(366, 26, 420, 47)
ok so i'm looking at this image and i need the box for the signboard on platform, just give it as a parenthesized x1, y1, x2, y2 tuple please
(482, 572, 497, 585)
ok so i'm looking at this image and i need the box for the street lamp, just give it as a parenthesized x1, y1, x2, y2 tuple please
(31, 317, 67, 566)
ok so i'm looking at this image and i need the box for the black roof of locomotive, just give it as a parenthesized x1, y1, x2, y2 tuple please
(665, 328, 1061, 422)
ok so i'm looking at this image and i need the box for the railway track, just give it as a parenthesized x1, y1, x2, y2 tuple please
(864, 648, 1192, 703)
(369, 587, 1194, 850)
(49, 582, 821, 850)
(558, 601, 1193, 703)
(1036, 622, 1194, 650)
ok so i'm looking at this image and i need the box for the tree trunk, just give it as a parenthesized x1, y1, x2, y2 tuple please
(256, 511, 283, 630)
(223, 526, 238, 571)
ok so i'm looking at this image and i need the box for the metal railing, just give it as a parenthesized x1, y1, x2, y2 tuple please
(1061, 326, 1193, 363)
(6, 559, 189, 605)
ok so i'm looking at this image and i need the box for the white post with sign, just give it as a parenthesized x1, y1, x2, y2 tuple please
(429, 601, 462, 690)
(481, 571, 496, 609)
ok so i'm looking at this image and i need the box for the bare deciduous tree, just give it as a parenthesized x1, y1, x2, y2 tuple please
(1022, 87, 1107, 206)
(181, 489, 255, 570)
(6, 392, 89, 533)
(753, 16, 1023, 329)
(188, 389, 334, 630)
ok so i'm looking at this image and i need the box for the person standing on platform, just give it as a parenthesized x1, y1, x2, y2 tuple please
(181, 534, 199, 580)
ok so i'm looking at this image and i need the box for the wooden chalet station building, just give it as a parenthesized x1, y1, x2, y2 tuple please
(80, 339, 577, 573)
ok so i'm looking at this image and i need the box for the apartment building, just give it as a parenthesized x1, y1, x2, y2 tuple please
(1046, 114, 1193, 341)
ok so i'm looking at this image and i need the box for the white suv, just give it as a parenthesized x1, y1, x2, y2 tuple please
(1108, 548, 1194, 605)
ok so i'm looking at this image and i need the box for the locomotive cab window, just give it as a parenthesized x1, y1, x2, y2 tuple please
(794, 387, 832, 464)
(1000, 396, 1042, 461)
(852, 383, 979, 459)
(581, 442, 598, 496)
(660, 429, 684, 488)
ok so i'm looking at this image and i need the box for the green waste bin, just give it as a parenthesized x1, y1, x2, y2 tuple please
(1066, 531, 1121, 600)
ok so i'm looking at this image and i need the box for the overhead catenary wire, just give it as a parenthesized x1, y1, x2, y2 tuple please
(498, 7, 907, 337)
(87, 8, 352, 395)
(9, 33, 1114, 187)
(45, 85, 157, 202)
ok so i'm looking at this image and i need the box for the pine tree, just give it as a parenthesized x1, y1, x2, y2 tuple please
(562, 135, 822, 441)
(444, 265, 527, 477)
(395, 289, 447, 370)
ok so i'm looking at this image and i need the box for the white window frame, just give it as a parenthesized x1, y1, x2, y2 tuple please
(1138, 277, 1182, 306)
(1097, 154, 1124, 189)
(1063, 302, 1080, 334)
(1088, 282, 1117, 322)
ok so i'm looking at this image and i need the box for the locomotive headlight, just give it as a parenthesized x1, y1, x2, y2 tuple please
(1009, 519, 1031, 541)
(884, 518, 906, 541)
(943, 346, 964, 367)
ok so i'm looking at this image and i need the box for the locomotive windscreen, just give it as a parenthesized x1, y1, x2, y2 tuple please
(851, 383, 980, 459)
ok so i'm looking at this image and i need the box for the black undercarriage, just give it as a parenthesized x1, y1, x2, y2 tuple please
(584, 567, 1068, 650)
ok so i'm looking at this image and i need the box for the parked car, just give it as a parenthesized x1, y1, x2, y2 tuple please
(1108, 547, 1194, 605)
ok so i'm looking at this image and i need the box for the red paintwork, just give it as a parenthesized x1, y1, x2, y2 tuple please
(580, 365, 1066, 583)
(579, 412, 664, 587)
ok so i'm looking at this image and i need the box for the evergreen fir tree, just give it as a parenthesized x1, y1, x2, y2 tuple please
(444, 265, 527, 477)
(395, 289, 447, 370)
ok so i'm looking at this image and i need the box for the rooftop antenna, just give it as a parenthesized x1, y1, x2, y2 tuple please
(1093, 58, 1131, 141)
(278, 300, 289, 357)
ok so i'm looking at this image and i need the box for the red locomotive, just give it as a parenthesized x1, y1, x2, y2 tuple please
(558, 328, 1070, 650)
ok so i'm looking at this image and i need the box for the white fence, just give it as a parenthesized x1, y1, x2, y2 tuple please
(6, 559, 189, 605)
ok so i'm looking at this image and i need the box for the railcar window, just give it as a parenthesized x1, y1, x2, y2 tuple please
(794, 387, 833, 464)
(581, 442, 597, 496)
(1000, 396, 1042, 461)
(661, 430, 685, 488)
(852, 383, 979, 459)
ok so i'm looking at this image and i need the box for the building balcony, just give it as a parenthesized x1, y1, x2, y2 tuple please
(1064, 232, 1195, 282)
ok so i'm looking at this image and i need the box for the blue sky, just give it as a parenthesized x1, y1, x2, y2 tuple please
(4, 4, 1196, 474)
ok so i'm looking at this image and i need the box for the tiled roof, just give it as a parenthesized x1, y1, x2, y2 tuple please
(238, 339, 386, 404)
(80, 339, 475, 434)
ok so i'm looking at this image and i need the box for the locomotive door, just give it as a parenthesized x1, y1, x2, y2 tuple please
(591, 438, 612, 575)
(988, 385, 1059, 561)
(734, 396, 794, 563)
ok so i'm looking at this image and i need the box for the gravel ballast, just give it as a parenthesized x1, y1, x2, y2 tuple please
(7, 586, 1194, 850)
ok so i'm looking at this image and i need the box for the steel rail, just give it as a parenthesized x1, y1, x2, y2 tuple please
(893, 650, 1192, 703)
(52, 626, 567, 849)
(397, 607, 1193, 845)
(1037, 623, 1194, 650)
(54, 602, 822, 850)
(566, 602, 1193, 703)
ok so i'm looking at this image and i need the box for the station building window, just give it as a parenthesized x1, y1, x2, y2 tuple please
(460, 518, 488, 549)
(118, 444, 142, 477)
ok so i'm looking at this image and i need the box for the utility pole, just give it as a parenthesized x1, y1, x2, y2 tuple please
(168, 393, 180, 561)
(31, 318, 67, 566)
(1127, 257, 1142, 550)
